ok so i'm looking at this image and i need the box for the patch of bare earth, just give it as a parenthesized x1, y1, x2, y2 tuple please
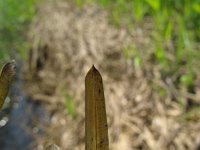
(25, 0, 200, 149)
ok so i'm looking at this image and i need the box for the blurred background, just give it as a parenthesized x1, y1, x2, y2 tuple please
(0, 0, 200, 149)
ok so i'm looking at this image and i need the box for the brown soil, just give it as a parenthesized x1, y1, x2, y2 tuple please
(25, 0, 200, 149)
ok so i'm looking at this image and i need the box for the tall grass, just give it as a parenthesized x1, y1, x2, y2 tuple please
(78, 0, 200, 91)
(0, 0, 38, 61)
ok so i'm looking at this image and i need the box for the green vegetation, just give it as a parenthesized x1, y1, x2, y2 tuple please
(77, 0, 200, 94)
(0, 0, 38, 61)
(64, 93, 77, 119)
(94, 0, 200, 77)
(62, 88, 77, 119)
(184, 106, 200, 121)
(0, 0, 199, 111)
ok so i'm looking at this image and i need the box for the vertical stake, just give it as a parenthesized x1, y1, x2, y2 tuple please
(85, 66, 109, 150)
(0, 60, 16, 108)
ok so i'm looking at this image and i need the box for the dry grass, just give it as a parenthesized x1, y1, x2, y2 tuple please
(25, 0, 200, 149)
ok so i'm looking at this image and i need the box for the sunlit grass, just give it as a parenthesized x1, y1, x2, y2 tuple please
(0, 0, 38, 61)
(63, 92, 77, 119)
(77, 0, 200, 93)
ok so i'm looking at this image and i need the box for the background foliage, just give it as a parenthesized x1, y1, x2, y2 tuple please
(0, 0, 37, 61)
(0, 0, 200, 103)
(76, 0, 200, 94)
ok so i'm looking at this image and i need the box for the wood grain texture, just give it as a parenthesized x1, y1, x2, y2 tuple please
(0, 60, 16, 108)
(85, 66, 109, 150)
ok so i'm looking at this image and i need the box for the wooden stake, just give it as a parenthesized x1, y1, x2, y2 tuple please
(85, 66, 109, 150)
(0, 60, 16, 108)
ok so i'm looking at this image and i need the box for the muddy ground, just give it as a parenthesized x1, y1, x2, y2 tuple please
(24, 0, 200, 149)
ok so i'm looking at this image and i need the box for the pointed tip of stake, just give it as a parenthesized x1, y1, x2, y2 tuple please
(86, 65, 101, 79)
(91, 65, 97, 71)
(85, 65, 102, 84)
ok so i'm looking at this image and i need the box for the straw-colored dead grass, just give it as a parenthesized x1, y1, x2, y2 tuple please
(25, 0, 200, 149)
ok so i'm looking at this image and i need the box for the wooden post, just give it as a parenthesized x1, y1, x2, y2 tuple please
(85, 66, 109, 150)
(0, 60, 16, 108)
